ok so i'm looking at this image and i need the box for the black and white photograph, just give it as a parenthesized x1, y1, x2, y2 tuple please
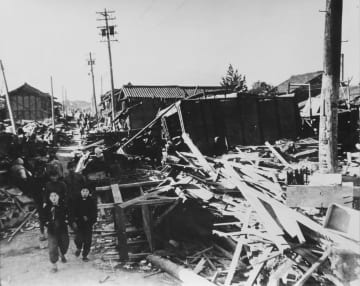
(0, 0, 359, 285)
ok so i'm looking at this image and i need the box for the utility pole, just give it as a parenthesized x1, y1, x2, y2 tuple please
(341, 53, 344, 82)
(87, 52, 98, 122)
(97, 9, 117, 129)
(65, 88, 68, 116)
(50, 76, 55, 130)
(0, 60, 16, 134)
(318, 0, 343, 173)
(62, 86, 65, 117)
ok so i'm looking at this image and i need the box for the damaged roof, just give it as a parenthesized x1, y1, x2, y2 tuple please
(121, 85, 228, 99)
(276, 71, 323, 94)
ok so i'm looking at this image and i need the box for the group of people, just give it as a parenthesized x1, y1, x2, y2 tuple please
(10, 152, 98, 273)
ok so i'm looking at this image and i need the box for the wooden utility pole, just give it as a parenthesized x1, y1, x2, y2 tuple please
(97, 9, 117, 129)
(88, 52, 98, 122)
(318, 0, 343, 173)
(0, 60, 16, 134)
(50, 76, 55, 130)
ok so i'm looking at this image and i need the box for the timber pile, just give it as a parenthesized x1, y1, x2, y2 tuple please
(0, 186, 36, 239)
(90, 134, 360, 285)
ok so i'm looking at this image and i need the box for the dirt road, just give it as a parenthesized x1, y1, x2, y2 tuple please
(0, 228, 172, 286)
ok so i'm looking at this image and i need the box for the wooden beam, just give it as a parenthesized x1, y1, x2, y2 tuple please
(96, 180, 164, 192)
(294, 248, 331, 286)
(265, 141, 292, 169)
(245, 247, 273, 286)
(182, 133, 217, 178)
(193, 257, 207, 274)
(111, 184, 128, 261)
(225, 208, 251, 286)
(147, 255, 216, 286)
(140, 186, 154, 252)
(224, 239, 245, 286)
(154, 199, 180, 226)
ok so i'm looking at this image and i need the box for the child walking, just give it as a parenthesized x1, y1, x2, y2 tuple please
(72, 187, 97, 261)
(43, 191, 69, 272)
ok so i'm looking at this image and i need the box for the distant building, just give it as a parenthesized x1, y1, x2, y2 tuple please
(100, 85, 228, 129)
(7, 83, 53, 121)
(276, 71, 323, 104)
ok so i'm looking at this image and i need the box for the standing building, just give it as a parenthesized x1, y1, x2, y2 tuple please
(7, 83, 52, 121)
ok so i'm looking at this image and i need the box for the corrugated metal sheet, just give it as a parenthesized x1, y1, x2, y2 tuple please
(123, 86, 186, 99)
(122, 85, 228, 99)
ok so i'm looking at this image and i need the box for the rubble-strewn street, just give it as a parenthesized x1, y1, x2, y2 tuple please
(1, 1, 360, 285)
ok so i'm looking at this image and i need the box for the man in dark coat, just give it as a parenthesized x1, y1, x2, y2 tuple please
(71, 187, 97, 261)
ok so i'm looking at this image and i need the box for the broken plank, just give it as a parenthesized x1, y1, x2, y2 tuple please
(293, 148, 317, 159)
(96, 180, 164, 192)
(245, 247, 273, 286)
(294, 248, 331, 286)
(140, 186, 154, 252)
(182, 133, 217, 178)
(111, 184, 123, 203)
(193, 257, 207, 274)
(154, 199, 180, 226)
(213, 244, 233, 260)
(224, 238, 245, 286)
(147, 255, 216, 286)
(7, 209, 37, 242)
(265, 141, 292, 169)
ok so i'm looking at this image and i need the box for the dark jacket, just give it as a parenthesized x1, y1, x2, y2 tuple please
(72, 196, 97, 229)
(43, 203, 69, 234)
(64, 172, 86, 200)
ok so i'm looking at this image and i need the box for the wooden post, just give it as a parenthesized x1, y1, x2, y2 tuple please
(318, 0, 343, 173)
(50, 76, 55, 130)
(0, 60, 16, 134)
(111, 184, 129, 261)
(89, 52, 98, 122)
(140, 186, 154, 252)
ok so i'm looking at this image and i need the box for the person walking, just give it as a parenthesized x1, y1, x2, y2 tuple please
(43, 191, 69, 272)
(71, 187, 97, 262)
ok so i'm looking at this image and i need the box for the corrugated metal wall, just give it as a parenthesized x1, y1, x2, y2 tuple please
(165, 95, 300, 154)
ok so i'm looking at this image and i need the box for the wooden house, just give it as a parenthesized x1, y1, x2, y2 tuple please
(7, 83, 52, 121)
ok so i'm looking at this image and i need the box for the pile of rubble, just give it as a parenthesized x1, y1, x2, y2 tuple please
(87, 133, 360, 286)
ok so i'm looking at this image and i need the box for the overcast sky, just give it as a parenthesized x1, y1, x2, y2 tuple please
(0, 0, 359, 102)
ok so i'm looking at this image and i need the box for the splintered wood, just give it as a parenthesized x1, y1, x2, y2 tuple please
(89, 135, 360, 285)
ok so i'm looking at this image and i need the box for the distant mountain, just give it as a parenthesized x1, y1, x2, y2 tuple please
(67, 100, 92, 111)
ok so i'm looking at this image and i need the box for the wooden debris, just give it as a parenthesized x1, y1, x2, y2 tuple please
(265, 141, 292, 169)
(7, 209, 37, 242)
(147, 254, 216, 286)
